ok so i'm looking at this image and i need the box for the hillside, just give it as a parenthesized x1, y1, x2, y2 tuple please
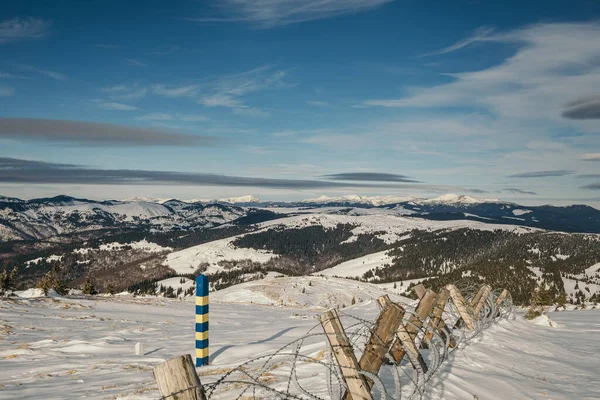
(0, 287, 598, 399)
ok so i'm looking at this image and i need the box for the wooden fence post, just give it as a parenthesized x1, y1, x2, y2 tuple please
(320, 309, 373, 400)
(446, 284, 475, 330)
(412, 284, 426, 300)
(470, 285, 486, 307)
(153, 354, 206, 400)
(426, 287, 456, 347)
(390, 290, 437, 362)
(473, 285, 492, 319)
(494, 289, 510, 310)
(343, 296, 404, 399)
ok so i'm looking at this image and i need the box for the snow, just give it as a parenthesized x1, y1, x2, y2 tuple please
(218, 195, 260, 204)
(164, 235, 275, 275)
(317, 250, 393, 279)
(530, 314, 561, 328)
(155, 277, 195, 297)
(98, 239, 173, 253)
(212, 276, 409, 309)
(15, 288, 60, 298)
(585, 262, 600, 276)
(301, 195, 417, 206)
(420, 193, 501, 205)
(25, 254, 63, 266)
(512, 209, 532, 216)
(1, 289, 599, 400)
(426, 310, 600, 399)
(257, 212, 535, 245)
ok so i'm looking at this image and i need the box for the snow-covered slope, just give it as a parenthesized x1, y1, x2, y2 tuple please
(0, 291, 598, 400)
(316, 250, 393, 279)
(212, 275, 410, 309)
(164, 235, 276, 275)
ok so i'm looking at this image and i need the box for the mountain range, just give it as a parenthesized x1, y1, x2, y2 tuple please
(2, 193, 600, 242)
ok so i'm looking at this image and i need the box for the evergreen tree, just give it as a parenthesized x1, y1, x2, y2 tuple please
(82, 276, 98, 295)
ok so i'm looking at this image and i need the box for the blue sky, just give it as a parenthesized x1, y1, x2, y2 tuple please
(1, 0, 600, 206)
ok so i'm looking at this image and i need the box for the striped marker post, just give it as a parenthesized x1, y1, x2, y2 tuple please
(195, 275, 209, 367)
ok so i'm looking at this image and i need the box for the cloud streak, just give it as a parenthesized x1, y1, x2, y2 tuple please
(22, 65, 67, 80)
(509, 170, 574, 178)
(0, 158, 487, 194)
(0, 118, 217, 146)
(0, 17, 52, 44)
(323, 172, 419, 183)
(503, 188, 537, 195)
(562, 95, 600, 119)
(582, 183, 600, 190)
(186, 0, 394, 28)
(96, 101, 140, 111)
(581, 153, 600, 161)
(421, 27, 497, 56)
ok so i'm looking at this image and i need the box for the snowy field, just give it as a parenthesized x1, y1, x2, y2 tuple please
(1, 287, 599, 400)
(316, 250, 393, 279)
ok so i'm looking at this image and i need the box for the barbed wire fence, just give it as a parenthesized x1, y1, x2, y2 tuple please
(154, 282, 513, 400)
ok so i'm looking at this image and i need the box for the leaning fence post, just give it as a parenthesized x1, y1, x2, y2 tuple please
(320, 309, 373, 400)
(343, 296, 404, 399)
(427, 287, 456, 347)
(412, 284, 426, 299)
(390, 290, 437, 367)
(470, 285, 487, 308)
(473, 285, 492, 320)
(153, 354, 206, 400)
(494, 289, 510, 313)
(446, 284, 475, 330)
(195, 275, 209, 367)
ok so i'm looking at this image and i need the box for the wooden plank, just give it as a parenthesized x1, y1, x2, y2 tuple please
(473, 285, 492, 319)
(378, 296, 428, 372)
(412, 284, 426, 299)
(320, 309, 373, 400)
(388, 291, 437, 371)
(343, 297, 404, 399)
(426, 287, 456, 347)
(153, 354, 206, 400)
(470, 285, 487, 307)
(494, 289, 510, 309)
(446, 284, 475, 330)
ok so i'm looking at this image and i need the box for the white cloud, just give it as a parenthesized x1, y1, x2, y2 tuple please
(364, 22, 600, 124)
(135, 113, 207, 122)
(0, 17, 52, 44)
(97, 101, 140, 111)
(187, 0, 394, 28)
(197, 66, 289, 115)
(421, 27, 497, 57)
(152, 84, 199, 97)
(127, 59, 147, 67)
(102, 84, 147, 100)
(581, 153, 600, 161)
(22, 65, 67, 81)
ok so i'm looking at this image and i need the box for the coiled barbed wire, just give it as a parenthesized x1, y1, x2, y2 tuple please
(159, 285, 513, 400)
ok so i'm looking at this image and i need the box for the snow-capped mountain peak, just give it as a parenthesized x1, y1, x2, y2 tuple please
(420, 194, 500, 205)
(218, 195, 261, 204)
(301, 195, 417, 206)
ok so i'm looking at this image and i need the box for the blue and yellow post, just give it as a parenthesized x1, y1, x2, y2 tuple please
(195, 275, 209, 367)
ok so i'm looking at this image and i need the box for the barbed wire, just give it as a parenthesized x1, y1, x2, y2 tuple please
(159, 284, 513, 400)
